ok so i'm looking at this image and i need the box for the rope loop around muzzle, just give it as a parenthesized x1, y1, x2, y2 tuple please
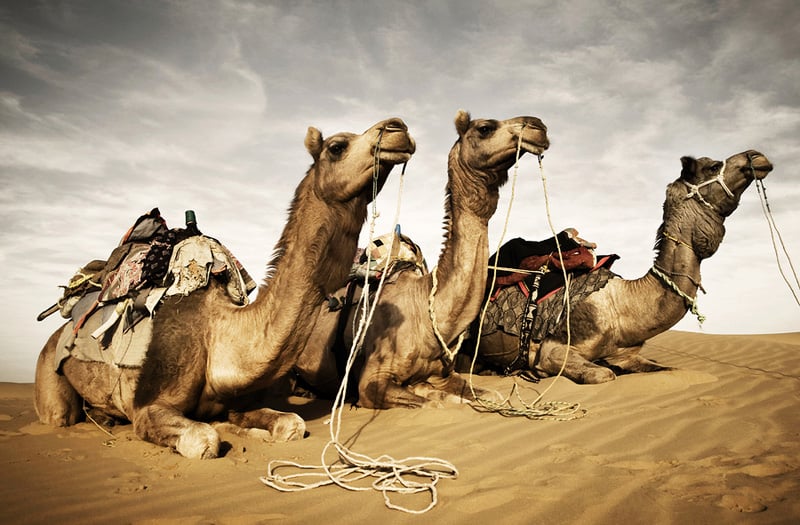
(682, 160, 733, 213)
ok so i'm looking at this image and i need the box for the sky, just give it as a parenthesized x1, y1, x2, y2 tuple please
(1, 0, 798, 382)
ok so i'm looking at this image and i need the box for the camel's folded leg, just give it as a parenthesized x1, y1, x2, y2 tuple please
(34, 326, 83, 427)
(226, 408, 306, 441)
(359, 373, 428, 409)
(132, 404, 220, 459)
(602, 352, 673, 374)
(412, 372, 487, 405)
(536, 341, 617, 384)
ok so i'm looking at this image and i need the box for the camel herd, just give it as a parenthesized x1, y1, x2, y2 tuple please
(34, 111, 773, 458)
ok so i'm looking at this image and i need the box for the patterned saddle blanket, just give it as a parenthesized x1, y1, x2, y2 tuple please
(480, 260, 619, 343)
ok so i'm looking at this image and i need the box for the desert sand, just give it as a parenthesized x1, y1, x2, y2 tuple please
(2, 330, 799, 524)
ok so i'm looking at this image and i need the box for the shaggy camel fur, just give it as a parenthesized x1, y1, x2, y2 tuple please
(472, 150, 773, 384)
(34, 118, 415, 458)
(295, 110, 549, 408)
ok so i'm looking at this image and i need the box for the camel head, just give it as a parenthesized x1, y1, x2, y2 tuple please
(304, 117, 416, 203)
(677, 150, 773, 218)
(450, 110, 549, 185)
(661, 150, 773, 259)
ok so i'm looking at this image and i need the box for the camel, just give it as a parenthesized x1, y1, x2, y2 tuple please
(294, 110, 549, 408)
(470, 150, 773, 384)
(34, 117, 416, 458)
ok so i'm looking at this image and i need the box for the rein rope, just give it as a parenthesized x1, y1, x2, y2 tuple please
(465, 125, 585, 421)
(752, 155, 800, 306)
(261, 129, 457, 515)
(429, 266, 465, 363)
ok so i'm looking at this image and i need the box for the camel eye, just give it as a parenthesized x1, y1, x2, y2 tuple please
(328, 141, 347, 156)
(476, 124, 494, 137)
(706, 161, 724, 174)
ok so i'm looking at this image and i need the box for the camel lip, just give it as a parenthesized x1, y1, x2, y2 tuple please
(520, 141, 549, 155)
(377, 150, 414, 163)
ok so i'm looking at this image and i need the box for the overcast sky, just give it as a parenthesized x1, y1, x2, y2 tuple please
(1, 0, 798, 382)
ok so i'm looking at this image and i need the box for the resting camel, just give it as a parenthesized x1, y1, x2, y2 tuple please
(471, 150, 773, 384)
(295, 110, 549, 408)
(34, 118, 416, 458)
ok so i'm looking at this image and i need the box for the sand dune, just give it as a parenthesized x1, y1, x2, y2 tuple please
(2, 330, 799, 524)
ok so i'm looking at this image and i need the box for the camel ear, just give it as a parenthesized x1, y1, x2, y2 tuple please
(305, 127, 324, 161)
(679, 156, 697, 181)
(454, 109, 471, 137)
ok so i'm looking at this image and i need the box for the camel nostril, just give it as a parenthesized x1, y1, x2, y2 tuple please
(383, 118, 407, 132)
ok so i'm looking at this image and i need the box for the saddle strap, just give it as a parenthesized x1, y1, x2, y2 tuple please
(504, 270, 544, 378)
(333, 280, 359, 381)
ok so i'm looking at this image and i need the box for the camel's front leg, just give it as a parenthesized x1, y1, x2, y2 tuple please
(359, 371, 428, 409)
(411, 372, 488, 405)
(34, 327, 83, 427)
(133, 404, 221, 459)
(536, 340, 616, 384)
(225, 408, 306, 441)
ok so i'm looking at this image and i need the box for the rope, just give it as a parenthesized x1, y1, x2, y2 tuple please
(261, 132, 457, 514)
(486, 265, 541, 274)
(650, 265, 706, 324)
(465, 126, 585, 421)
(755, 178, 800, 306)
(429, 265, 466, 363)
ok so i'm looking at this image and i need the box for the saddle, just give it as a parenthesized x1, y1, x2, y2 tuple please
(326, 228, 428, 384)
(39, 208, 257, 370)
(479, 230, 620, 376)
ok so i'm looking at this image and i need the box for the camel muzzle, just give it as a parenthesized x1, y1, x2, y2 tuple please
(746, 152, 773, 179)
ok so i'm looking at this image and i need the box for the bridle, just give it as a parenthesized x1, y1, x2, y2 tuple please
(681, 159, 735, 214)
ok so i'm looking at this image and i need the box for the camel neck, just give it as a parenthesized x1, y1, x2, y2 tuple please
(429, 163, 502, 343)
(649, 227, 704, 320)
(245, 180, 366, 379)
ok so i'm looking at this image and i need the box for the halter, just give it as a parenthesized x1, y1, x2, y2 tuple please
(682, 160, 734, 213)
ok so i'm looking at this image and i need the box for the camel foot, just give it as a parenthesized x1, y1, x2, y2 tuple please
(227, 409, 306, 441)
(581, 367, 617, 384)
(175, 423, 221, 459)
(267, 412, 306, 441)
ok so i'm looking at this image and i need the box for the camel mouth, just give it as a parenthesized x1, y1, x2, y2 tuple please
(517, 128, 550, 156)
(747, 154, 773, 179)
(377, 150, 414, 163)
(521, 142, 548, 155)
(374, 133, 416, 164)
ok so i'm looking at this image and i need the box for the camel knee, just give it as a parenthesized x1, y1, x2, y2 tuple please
(34, 350, 82, 427)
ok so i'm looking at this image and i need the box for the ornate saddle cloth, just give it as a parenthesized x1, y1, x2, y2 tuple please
(480, 261, 620, 342)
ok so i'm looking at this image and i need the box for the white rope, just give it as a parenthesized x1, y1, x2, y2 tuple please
(683, 160, 732, 212)
(429, 265, 466, 363)
(466, 126, 585, 421)
(261, 137, 457, 514)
